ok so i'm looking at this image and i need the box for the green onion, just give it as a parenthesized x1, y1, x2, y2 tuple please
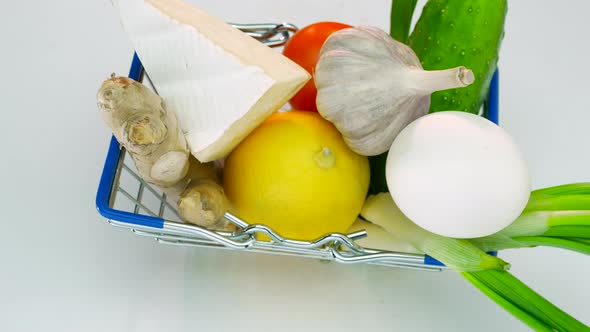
(525, 196, 590, 212)
(463, 270, 590, 332)
(361, 192, 590, 331)
(389, 0, 418, 44)
(544, 225, 590, 238)
(571, 238, 590, 245)
(462, 271, 555, 332)
(361, 194, 507, 272)
(526, 183, 590, 212)
(530, 182, 590, 196)
(468, 183, 590, 253)
(468, 233, 534, 252)
(511, 236, 590, 255)
(471, 233, 590, 255)
(469, 211, 590, 252)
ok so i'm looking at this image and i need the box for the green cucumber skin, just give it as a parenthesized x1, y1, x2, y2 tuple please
(409, 0, 507, 114)
(369, 0, 506, 194)
(368, 152, 389, 195)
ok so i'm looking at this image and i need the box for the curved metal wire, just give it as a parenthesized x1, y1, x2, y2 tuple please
(229, 219, 367, 252)
(229, 22, 298, 47)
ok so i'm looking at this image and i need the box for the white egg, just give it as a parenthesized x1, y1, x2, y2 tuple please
(386, 111, 531, 239)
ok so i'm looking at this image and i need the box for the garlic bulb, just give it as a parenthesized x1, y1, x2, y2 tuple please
(314, 26, 475, 156)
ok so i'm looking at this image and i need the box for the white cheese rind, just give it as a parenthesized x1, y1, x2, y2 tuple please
(113, 0, 310, 162)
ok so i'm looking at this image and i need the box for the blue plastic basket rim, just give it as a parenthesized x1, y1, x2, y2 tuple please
(95, 54, 165, 229)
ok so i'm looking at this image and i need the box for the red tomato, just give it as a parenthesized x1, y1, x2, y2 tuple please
(283, 22, 352, 112)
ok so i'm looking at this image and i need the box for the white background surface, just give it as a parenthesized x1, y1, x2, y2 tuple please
(2, 0, 589, 331)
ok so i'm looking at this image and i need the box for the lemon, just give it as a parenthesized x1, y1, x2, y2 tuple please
(223, 111, 370, 241)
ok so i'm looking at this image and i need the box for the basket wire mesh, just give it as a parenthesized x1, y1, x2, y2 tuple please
(96, 22, 499, 272)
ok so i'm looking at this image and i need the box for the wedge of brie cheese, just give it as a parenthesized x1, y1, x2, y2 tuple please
(113, 0, 310, 162)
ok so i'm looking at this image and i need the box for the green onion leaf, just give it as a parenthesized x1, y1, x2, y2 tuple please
(361, 194, 508, 272)
(570, 237, 590, 245)
(511, 236, 590, 255)
(525, 195, 590, 212)
(462, 272, 555, 332)
(469, 233, 534, 252)
(543, 226, 590, 239)
(390, 0, 418, 43)
(463, 270, 590, 332)
(361, 193, 590, 331)
(532, 183, 590, 196)
(544, 210, 590, 228)
(475, 210, 590, 252)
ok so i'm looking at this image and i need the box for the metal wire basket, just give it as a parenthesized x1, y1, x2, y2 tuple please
(95, 23, 499, 272)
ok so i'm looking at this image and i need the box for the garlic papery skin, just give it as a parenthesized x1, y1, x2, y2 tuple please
(314, 26, 475, 156)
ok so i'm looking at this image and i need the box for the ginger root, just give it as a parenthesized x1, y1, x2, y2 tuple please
(97, 75, 228, 227)
(98, 75, 189, 186)
(176, 155, 229, 228)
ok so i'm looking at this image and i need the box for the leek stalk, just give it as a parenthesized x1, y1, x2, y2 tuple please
(361, 193, 590, 331)
(470, 183, 590, 254)
(390, 0, 418, 43)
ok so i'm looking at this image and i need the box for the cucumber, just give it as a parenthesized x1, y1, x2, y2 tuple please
(368, 151, 389, 195)
(369, 0, 507, 195)
(408, 0, 507, 114)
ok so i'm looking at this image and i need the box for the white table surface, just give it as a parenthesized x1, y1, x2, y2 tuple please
(2, 1, 589, 331)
